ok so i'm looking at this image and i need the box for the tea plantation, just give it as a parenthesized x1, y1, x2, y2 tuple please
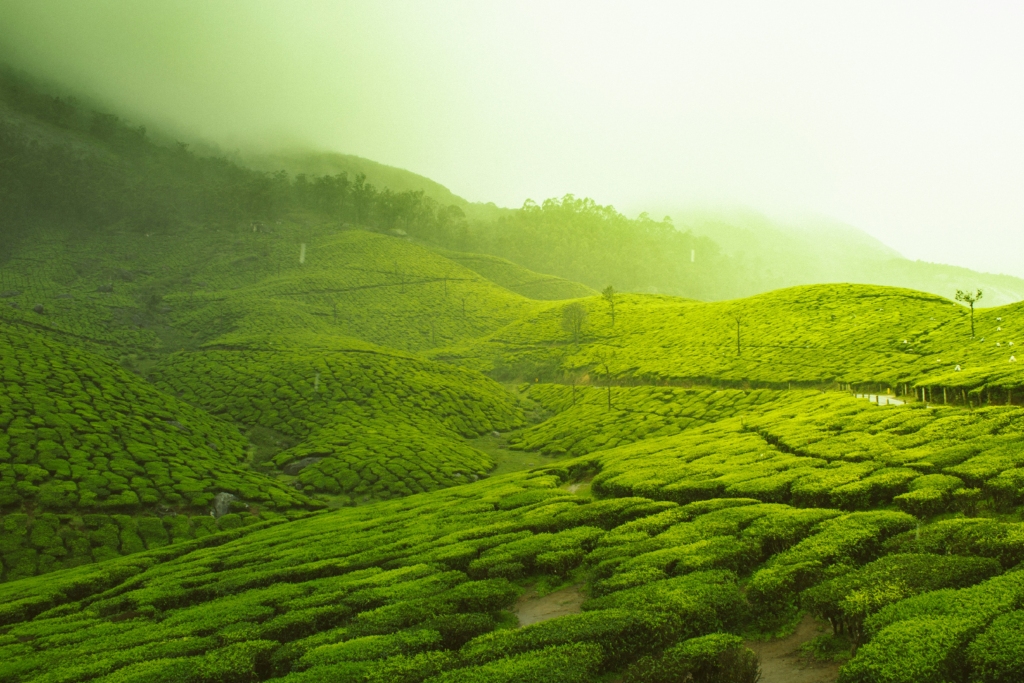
(0, 323, 317, 582)
(435, 283, 1024, 396)
(0, 227, 546, 356)
(11, 226, 1024, 680)
(149, 343, 525, 502)
(427, 249, 598, 301)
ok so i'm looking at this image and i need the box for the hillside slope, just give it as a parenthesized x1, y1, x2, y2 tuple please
(434, 283, 1024, 396)
(0, 323, 319, 582)
(241, 150, 508, 223)
(427, 248, 597, 301)
(150, 340, 525, 503)
(7, 384, 1024, 682)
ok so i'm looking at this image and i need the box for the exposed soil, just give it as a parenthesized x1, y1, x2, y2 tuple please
(746, 614, 842, 683)
(513, 584, 586, 627)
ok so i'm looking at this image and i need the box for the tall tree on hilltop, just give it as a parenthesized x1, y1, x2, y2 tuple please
(955, 289, 983, 338)
(602, 285, 617, 326)
(562, 302, 588, 345)
(731, 314, 744, 356)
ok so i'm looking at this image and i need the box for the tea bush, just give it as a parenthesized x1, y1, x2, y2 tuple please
(622, 633, 760, 683)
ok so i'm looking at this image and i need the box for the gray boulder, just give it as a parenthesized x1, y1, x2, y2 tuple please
(283, 456, 323, 476)
(212, 492, 237, 518)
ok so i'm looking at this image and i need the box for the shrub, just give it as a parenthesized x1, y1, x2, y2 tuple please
(423, 642, 603, 683)
(460, 609, 661, 670)
(967, 610, 1024, 683)
(622, 633, 760, 683)
(837, 616, 977, 683)
(802, 553, 1002, 645)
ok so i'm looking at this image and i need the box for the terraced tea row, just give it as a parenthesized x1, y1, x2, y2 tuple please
(150, 342, 525, 502)
(4, 461, 1024, 682)
(590, 392, 1024, 515)
(509, 385, 785, 457)
(0, 324, 311, 514)
(0, 510, 301, 584)
(0, 472, 874, 682)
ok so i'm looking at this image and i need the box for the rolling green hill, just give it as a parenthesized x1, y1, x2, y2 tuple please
(0, 323, 318, 582)
(10, 66, 1024, 683)
(426, 248, 597, 301)
(433, 283, 1024, 398)
(150, 341, 525, 503)
(0, 225, 551, 355)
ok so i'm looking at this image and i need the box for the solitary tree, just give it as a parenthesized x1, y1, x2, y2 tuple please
(565, 366, 581, 406)
(602, 285, 617, 326)
(562, 302, 588, 344)
(955, 289, 983, 338)
(594, 349, 615, 411)
(731, 314, 744, 356)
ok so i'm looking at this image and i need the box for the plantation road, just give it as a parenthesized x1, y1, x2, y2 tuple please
(854, 393, 905, 406)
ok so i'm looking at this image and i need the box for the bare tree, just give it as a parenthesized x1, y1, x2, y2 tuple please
(594, 349, 616, 411)
(565, 366, 581, 406)
(955, 289, 983, 338)
(562, 302, 588, 345)
(602, 285, 617, 326)
(731, 314, 744, 356)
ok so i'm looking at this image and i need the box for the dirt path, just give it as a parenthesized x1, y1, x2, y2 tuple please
(746, 614, 842, 683)
(513, 585, 586, 627)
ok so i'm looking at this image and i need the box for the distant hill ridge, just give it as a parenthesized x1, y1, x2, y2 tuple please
(3, 64, 1024, 305)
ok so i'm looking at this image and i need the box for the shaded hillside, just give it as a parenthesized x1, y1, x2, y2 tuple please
(150, 341, 524, 502)
(242, 150, 508, 223)
(429, 248, 597, 301)
(4, 66, 1022, 307)
(0, 323, 318, 582)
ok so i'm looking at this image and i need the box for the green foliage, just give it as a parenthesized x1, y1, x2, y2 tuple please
(747, 511, 916, 613)
(460, 609, 659, 670)
(622, 633, 760, 683)
(151, 341, 523, 499)
(802, 553, 1001, 644)
(838, 571, 1024, 682)
(10, 76, 1024, 680)
(967, 610, 1024, 683)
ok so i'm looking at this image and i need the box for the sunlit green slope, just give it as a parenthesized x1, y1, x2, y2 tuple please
(435, 283, 1024, 395)
(588, 392, 1024, 512)
(509, 385, 787, 457)
(150, 339, 525, 503)
(7, 384, 1024, 682)
(0, 323, 317, 583)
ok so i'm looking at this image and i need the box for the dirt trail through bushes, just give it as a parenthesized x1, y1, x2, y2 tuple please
(513, 585, 586, 627)
(746, 614, 841, 683)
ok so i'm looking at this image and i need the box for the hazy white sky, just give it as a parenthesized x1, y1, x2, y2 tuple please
(2, 1, 1023, 277)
